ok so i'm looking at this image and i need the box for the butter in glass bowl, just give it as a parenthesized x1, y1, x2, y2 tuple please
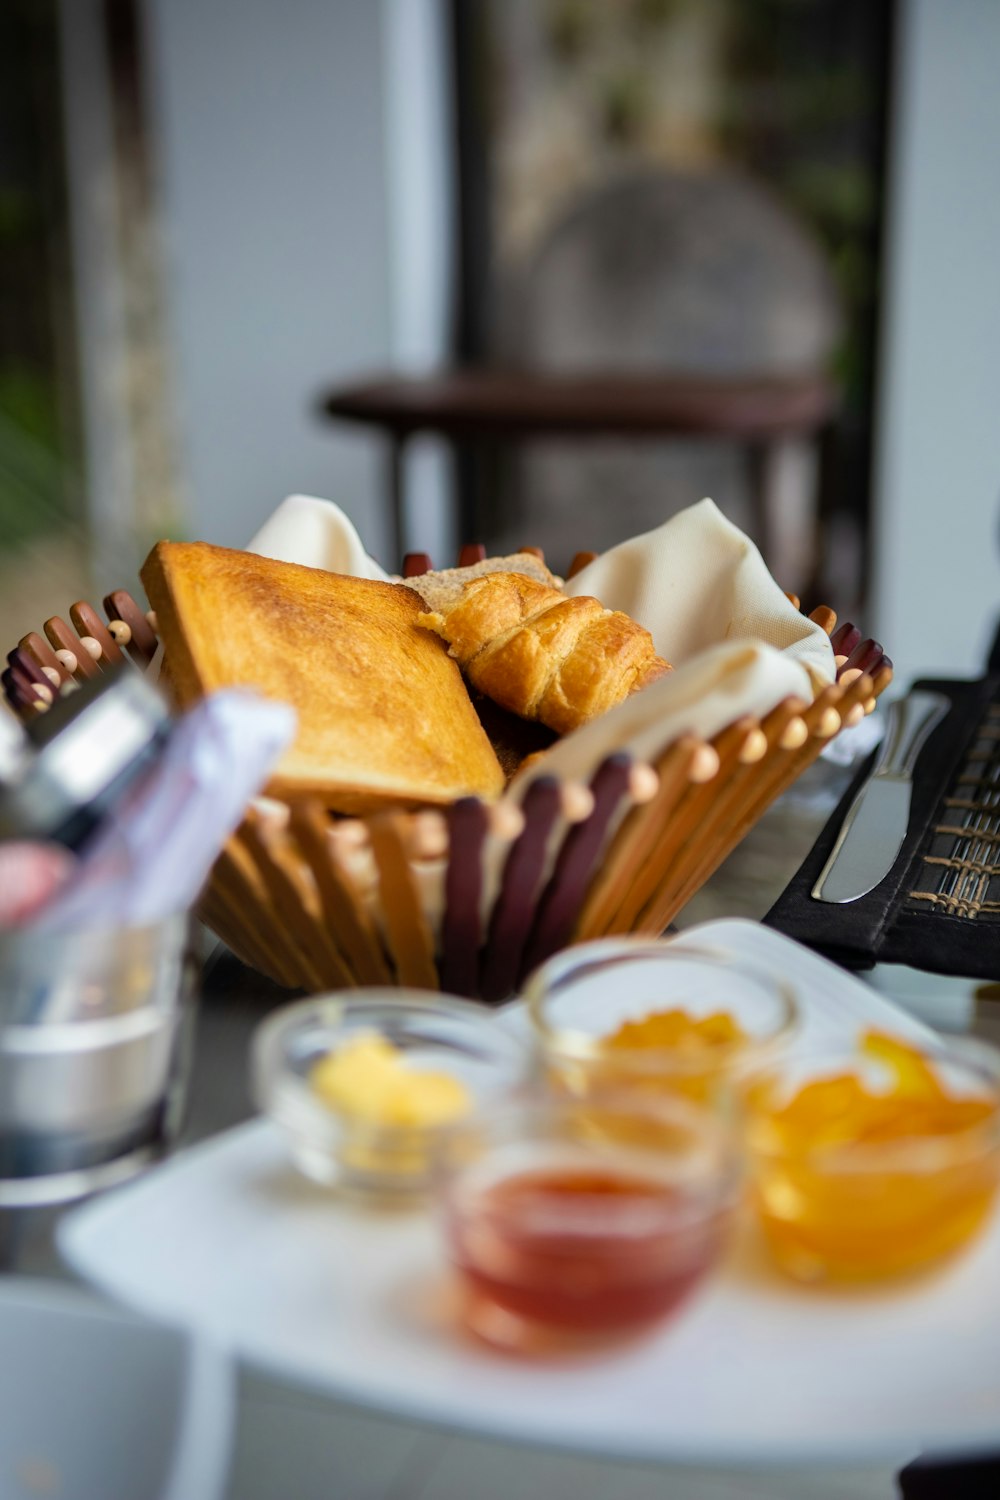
(252, 992, 528, 1199)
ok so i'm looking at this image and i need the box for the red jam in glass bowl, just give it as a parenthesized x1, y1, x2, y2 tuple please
(436, 1095, 740, 1352)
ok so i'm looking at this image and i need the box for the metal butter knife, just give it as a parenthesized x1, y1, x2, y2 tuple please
(811, 689, 950, 905)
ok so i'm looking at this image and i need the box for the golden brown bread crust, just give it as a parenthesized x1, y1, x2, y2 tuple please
(141, 540, 505, 812)
(416, 571, 671, 734)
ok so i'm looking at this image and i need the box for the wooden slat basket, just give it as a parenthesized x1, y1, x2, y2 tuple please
(2, 555, 891, 1003)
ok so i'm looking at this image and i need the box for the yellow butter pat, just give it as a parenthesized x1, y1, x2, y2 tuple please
(310, 1032, 471, 1130)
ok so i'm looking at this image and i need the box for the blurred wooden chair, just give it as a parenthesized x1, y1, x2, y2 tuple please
(322, 167, 841, 586)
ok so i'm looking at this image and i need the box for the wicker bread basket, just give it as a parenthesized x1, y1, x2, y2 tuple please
(2, 556, 891, 1002)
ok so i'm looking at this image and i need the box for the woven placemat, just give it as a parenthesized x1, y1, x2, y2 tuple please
(904, 698, 1000, 923)
(765, 676, 1000, 979)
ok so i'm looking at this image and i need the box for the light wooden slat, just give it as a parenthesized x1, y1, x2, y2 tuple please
(575, 738, 713, 940)
(247, 815, 357, 991)
(368, 811, 440, 990)
(195, 883, 290, 988)
(209, 838, 305, 988)
(645, 696, 808, 929)
(606, 717, 763, 938)
(241, 812, 349, 993)
(641, 671, 887, 936)
(291, 803, 393, 986)
(206, 842, 289, 981)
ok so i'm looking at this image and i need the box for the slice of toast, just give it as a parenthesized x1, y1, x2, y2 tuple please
(141, 541, 505, 813)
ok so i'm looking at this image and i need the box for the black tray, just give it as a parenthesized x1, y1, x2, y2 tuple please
(765, 674, 1000, 979)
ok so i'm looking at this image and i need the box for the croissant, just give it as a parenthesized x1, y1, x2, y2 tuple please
(415, 572, 671, 735)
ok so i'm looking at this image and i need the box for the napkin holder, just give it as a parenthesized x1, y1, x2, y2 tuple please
(765, 674, 1000, 978)
(4, 575, 891, 1001)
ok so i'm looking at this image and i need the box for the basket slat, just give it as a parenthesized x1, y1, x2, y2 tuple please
(240, 813, 337, 993)
(605, 717, 764, 938)
(368, 812, 440, 990)
(657, 695, 810, 925)
(19, 632, 71, 686)
(44, 615, 101, 679)
(211, 838, 303, 987)
(575, 737, 711, 941)
(69, 602, 126, 668)
(196, 882, 279, 984)
(291, 804, 393, 986)
(244, 811, 357, 991)
(439, 797, 491, 998)
(635, 673, 879, 936)
(103, 590, 159, 663)
(479, 777, 562, 1003)
(519, 752, 634, 980)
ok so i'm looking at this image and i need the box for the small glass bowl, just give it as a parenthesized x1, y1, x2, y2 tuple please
(435, 1091, 741, 1353)
(251, 991, 528, 1199)
(740, 1034, 1000, 1283)
(524, 938, 798, 1108)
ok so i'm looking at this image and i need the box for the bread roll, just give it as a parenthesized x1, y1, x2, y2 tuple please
(416, 571, 671, 734)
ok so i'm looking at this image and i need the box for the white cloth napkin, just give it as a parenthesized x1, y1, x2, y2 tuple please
(567, 498, 832, 681)
(247, 494, 390, 581)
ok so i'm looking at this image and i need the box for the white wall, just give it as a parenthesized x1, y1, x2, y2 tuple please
(142, 0, 397, 561)
(381, 0, 456, 563)
(873, 0, 1000, 687)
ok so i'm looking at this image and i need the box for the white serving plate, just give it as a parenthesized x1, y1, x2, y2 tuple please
(60, 922, 1000, 1467)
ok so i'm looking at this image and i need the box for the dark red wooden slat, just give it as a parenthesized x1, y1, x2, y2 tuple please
(2, 664, 38, 710)
(104, 591, 158, 663)
(70, 601, 124, 666)
(7, 648, 50, 692)
(19, 632, 68, 683)
(439, 797, 490, 998)
(830, 622, 861, 658)
(519, 754, 633, 983)
(44, 617, 99, 679)
(478, 777, 562, 1004)
(844, 638, 884, 676)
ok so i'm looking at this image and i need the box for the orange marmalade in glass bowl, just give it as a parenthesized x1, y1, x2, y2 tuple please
(742, 1030, 1000, 1283)
(524, 940, 797, 1107)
